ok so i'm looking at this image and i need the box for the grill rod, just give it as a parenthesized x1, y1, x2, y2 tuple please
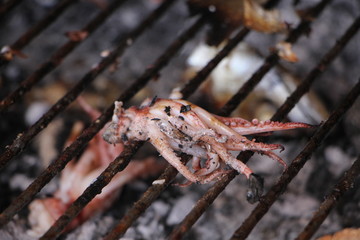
(0, 0, 174, 171)
(105, 0, 335, 238)
(103, 155, 192, 240)
(0, 0, 127, 112)
(103, 0, 285, 237)
(180, 0, 279, 99)
(0, 0, 21, 18)
(295, 153, 360, 240)
(171, 13, 360, 240)
(218, 0, 332, 116)
(0, 0, 76, 67)
(230, 15, 360, 239)
(168, 0, 339, 238)
(39, 16, 206, 240)
(104, 26, 252, 240)
(102, 24, 254, 238)
(230, 79, 360, 240)
(180, 26, 249, 99)
(272, 15, 360, 121)
(0, 0, 176, 226)
(0, 0, 354, 238)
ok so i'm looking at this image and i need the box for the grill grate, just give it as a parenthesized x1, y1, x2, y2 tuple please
(0, 0, 178, 223)
(168, 11, 360, 240)
(40, 13, 207, 239)
(0, 0, 75, 68)
(0, 0, 359, 239)
(296, 154, 360, 240)
(230, 80, 360, 240)
(0, 0, 127, 110)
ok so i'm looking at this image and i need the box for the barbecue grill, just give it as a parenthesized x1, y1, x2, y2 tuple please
(0, 0, 359, 239)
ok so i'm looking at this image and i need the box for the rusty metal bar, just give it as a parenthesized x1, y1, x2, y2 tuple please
(180, 27, 249, 99)
(272, 15, 360, 121)
(169, 170, 239, 240)
(218, 0, 333, 116)
(0, 0, 127, 111)
(0, 0, 175, 171)
(103, 163, 182, 240)
(0, 0, 177, 226)
(40, 141, 143, 240)
(0, 0, 22, 18)
(103, 27, 250, 235)
(103, 28, 253, 240)
(230, 79, 360, 240)
(0, 0, 76, 66)
(102, 1, 283, 238)
(38, 16, 205, 239)
(168, 0, 336, 238)
(295, 154, 360, 240)
(180, 0, 281, 99)
(112, 19, 206, 105)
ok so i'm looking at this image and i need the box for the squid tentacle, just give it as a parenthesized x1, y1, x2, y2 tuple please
(224, 137, 284, 152)
(255, 150, 287, 168)
(214, 115, 313, 135)
(199, 136, 253, 179)
(149, 125, 209, 184)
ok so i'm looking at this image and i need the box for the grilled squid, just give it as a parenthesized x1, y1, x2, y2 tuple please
(103, 97, 312, 202)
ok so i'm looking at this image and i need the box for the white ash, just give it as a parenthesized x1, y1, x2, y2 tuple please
(325, 146, 354, 177)
(64, 215, 114, 240)
(193, 216, 223, 240)
(25, 102, 50, 126)
(137, 218, 165, 239)
(123, 200, 171, 240)
(166, 196, 196, 226)
(9, 174, 33, 191)
(152, 201, 171, 218)
(272, 193, 318, 218)
(0, 221, 36, 240)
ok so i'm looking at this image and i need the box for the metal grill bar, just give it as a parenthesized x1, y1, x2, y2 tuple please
(180, 0, 281, 99)
(103, 156, 192, 240)
(102, 26, 254, 240)
(104, 27, 255, 240)
(272, 16, 360, 122)
(180, 27, 249, 99)
(0, 0, 176, 226)
(0, 0, 174, 171)
(295, 154, 360, 240)
(218, 0, 333, 116)
(104, 1, 338, 238)
(102, 2, 282, 238)
(168, 0, 337, 238)
(230, 79, 360, 240)
(0, 0, 76, 67)
(40, 141, 143, 240)
(0, 0, 21, 18)
(0, 0, 126, 111)
(38, 16, 205, 239)
(0, 0, 357, 238)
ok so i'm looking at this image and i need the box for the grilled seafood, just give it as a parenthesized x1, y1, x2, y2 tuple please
(103, 97, 312, 201)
